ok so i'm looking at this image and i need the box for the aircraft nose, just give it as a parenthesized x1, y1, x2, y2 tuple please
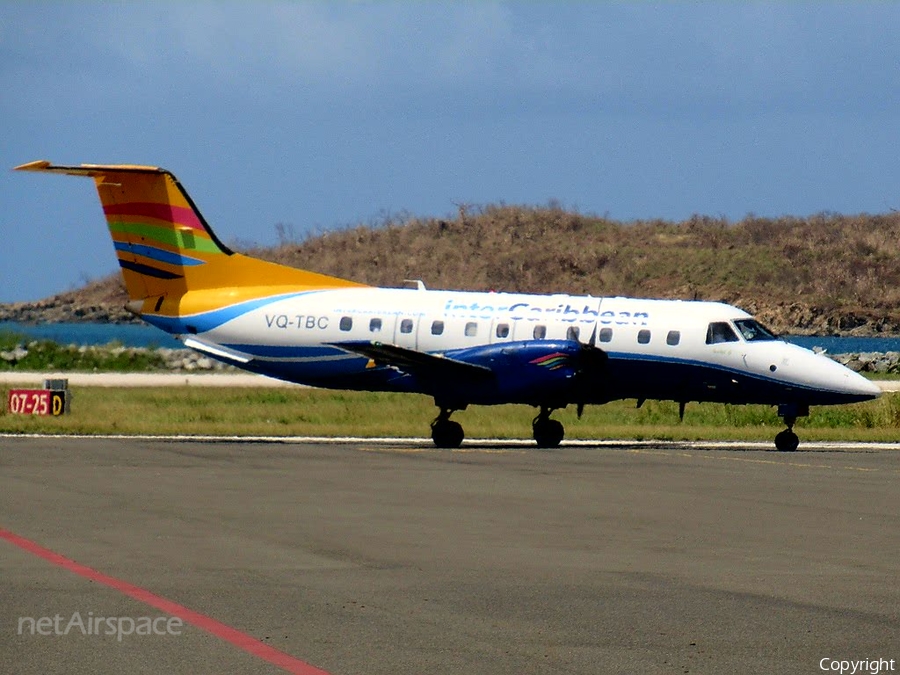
(848, 371, 883, 399)
(825, 357, 882, 400)
(802, 350, 883, 402)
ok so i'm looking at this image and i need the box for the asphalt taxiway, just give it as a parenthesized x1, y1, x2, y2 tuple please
(2, 437, 899, 674)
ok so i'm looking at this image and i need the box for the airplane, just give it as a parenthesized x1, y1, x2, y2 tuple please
(15, 160, 882, 451)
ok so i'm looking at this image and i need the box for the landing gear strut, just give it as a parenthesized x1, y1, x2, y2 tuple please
(431, 407, 464, 448)
(774, 403, 807, 452)
(532, 407, 564, 448)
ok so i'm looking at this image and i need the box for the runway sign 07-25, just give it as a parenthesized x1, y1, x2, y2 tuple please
(7, 389, 67, 416)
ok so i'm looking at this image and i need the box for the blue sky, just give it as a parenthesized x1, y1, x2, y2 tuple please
(2, 2, 899, 302)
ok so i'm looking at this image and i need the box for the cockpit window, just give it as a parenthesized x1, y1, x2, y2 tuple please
(706, 321, 739, 344)
(734, 319, 778, 342)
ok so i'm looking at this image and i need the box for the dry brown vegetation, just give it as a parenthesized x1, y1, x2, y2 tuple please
(6, 205, 900, 334)
(258, 206, 900, 334)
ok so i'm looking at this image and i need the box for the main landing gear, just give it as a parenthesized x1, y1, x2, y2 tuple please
(532, 407, 564, 448)
(774, 403, 808, 452)
(429, 405, 566, 449)
(431, 408, 464, 449)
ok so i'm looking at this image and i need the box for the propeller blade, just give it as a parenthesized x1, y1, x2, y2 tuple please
(574, 339, 606, 419)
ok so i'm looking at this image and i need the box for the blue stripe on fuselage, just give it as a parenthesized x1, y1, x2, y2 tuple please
(235, 347, 865, 406)
(603, 351, 867, 405)
(141, 291, 323, 334)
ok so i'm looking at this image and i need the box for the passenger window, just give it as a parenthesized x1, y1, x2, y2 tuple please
(666, 330, 680, 346)
(598, 328, 613, 343)
(339, 316, 352, 332)
(533, 325, 547, 339)
(431, 320, 444, 336)
(637, 329, 651, 344)
(495, 323, 510, 338)
(369, 318, 382, 332)
(400, 319, 414, 334)
(706, 322, 739, 344)
(566, 326, 580, 341)
(465, 322, 478, 337)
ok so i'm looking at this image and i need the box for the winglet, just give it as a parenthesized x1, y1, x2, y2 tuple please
(14, 160, 53, 172)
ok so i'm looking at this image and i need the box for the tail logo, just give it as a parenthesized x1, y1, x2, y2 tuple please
(104, 200, 224, 280)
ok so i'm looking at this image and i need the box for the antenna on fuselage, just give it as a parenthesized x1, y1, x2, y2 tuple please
(404, 279, 427, 291)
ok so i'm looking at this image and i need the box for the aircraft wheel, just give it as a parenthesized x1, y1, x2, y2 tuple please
(533, 418, 564, 448)
(431, 419, 464, 449)
(774, 429, 799, 452)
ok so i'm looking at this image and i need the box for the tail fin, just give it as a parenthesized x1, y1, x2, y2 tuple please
(15, 161, 365, 320)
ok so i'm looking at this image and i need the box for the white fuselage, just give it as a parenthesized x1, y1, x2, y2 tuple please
(181, 286, 880, 407)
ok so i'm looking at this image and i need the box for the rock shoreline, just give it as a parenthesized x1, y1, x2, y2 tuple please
(0, 344, 236, 372)
(0, 300, 135, 324)
(829, 352, 900, 375)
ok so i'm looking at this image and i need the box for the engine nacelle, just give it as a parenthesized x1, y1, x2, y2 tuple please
(436, 339, 600, 407)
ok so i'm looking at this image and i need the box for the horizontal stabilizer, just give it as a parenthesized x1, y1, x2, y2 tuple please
(329, 341, 494, 382)
(14, 160, 165, 175)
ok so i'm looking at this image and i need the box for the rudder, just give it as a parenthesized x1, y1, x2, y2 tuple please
(15, 161, 365, 315)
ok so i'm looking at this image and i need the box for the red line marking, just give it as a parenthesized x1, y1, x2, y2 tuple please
(0, 528, 332, 675)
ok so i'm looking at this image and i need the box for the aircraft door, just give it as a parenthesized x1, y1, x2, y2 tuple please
(368, 315, 396, 343)
(417, 314, 474, 352)
(512, 318, 541, 341)
(394, 314, 423, 350)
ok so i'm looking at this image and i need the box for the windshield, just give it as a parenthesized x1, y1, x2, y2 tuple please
(733, 319, 779, 342)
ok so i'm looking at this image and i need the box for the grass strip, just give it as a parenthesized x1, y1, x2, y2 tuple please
(2, 386, 900, 442)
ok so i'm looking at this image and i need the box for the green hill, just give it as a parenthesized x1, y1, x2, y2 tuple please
(4, 205, 900, 335)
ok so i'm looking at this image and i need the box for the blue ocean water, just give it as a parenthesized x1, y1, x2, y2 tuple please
(2, 321, 899, 354)
(0, 322, 182, 348)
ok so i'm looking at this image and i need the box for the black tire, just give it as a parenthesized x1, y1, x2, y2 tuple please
(432, 420, 464, 448)
(774, 429, 799, 452)
(533, 418, 564, 448)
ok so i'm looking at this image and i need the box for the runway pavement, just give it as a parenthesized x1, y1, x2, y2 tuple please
(1, 437, 899, 674)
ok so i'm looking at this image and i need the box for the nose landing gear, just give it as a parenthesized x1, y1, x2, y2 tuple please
(775, 403, 808, 452)
(774, 425, 800, 452)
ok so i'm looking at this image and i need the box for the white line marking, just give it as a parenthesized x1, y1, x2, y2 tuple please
(1, 433, 899, 451)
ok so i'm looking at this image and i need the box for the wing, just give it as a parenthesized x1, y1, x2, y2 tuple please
(328, 340, 494, 383)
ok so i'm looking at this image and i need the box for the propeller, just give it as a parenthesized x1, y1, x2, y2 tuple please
(575, 324, 608, 418)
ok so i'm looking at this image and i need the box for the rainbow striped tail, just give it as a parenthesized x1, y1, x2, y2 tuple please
(15, 161, 365, 320)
